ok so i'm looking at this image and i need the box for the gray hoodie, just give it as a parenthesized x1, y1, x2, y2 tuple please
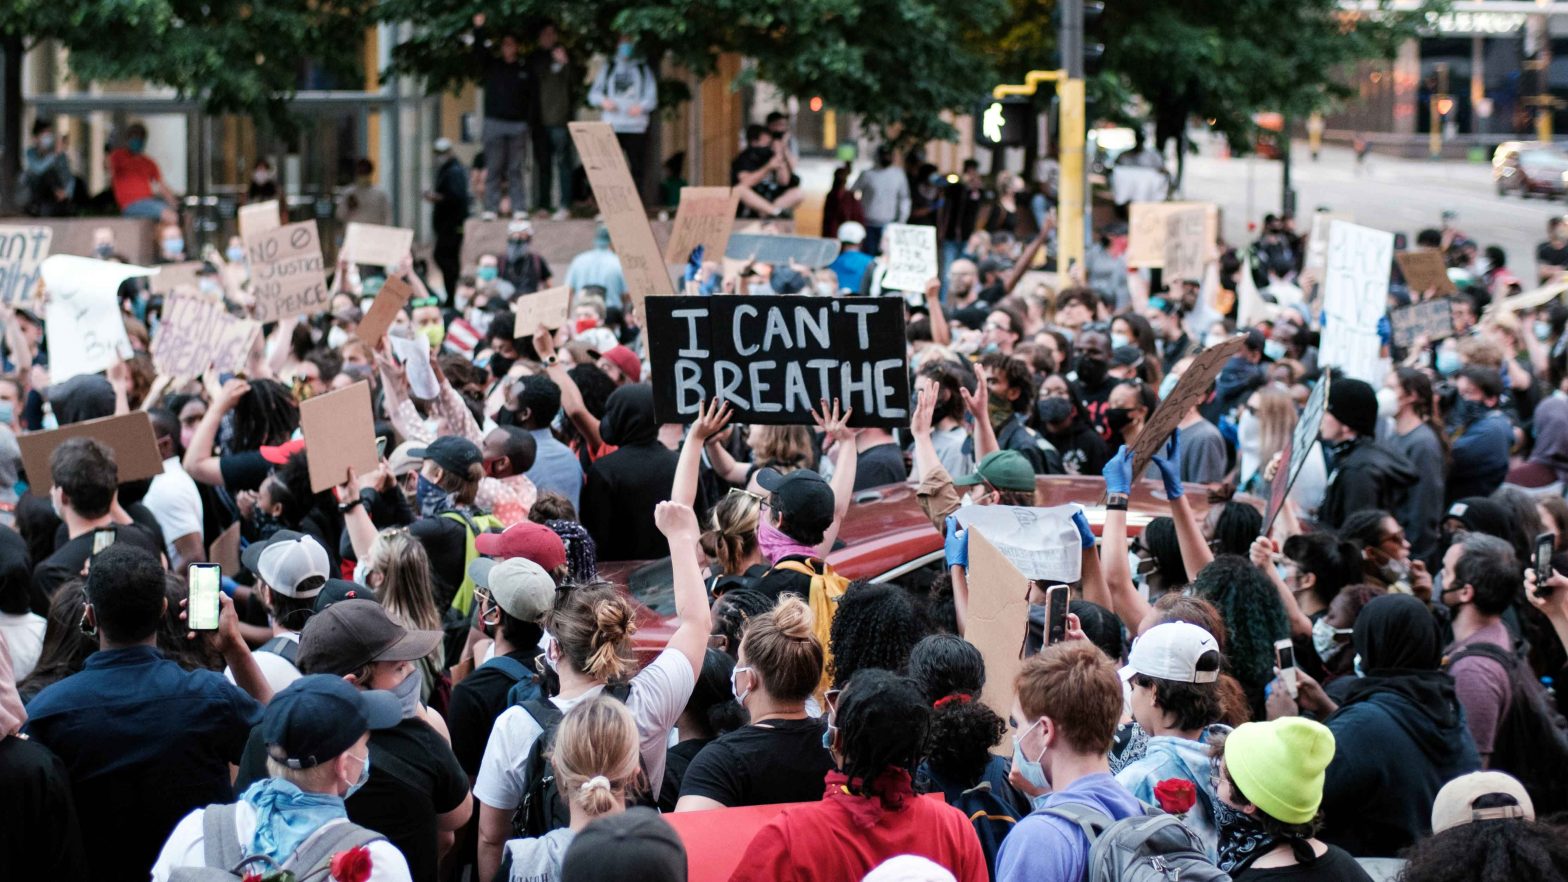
(588, 56, 658, 134)
(504, 827, 575, 882)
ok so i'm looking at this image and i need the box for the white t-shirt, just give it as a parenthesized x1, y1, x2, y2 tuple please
(474, 647, 695, 809)
(151, 801, 412, 882)
(143, 457, 204, 561)
(225, 632, 303, 693)
(0, 611, 46, 680)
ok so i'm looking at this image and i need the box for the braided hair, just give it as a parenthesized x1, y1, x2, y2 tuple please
(835, 668, 930, 797)
(229, 378, 299, 452)
(828, 581, 922, 689)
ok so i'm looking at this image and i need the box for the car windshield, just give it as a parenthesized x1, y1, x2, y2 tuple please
(1522, 150, 1568, 167)
(619, 557, 677, 617)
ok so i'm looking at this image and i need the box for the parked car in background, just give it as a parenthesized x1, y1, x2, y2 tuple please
(1493, 141, 1568, 199)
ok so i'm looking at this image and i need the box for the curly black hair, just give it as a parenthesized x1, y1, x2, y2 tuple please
(1210, 502, 1263, 558)
(1191, 555, 1289, 714)
(567, 363, 616, 420)
(1070, 599, 1125, 662)
(1140, 516, 1187, 587)
(1282, 531, 1364, 609)
(230, 378, 299, 452)
(709, 588, 773, 659)
(835, 668, 930, 793)
(1399, 811, 1568, 882)
(828, 581, 923, 689)
(925, 573, 959, 636)
(907, 635, 1005, 784)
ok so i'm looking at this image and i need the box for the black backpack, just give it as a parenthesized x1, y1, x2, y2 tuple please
(511, 682, 648, 837)
(1446, 642, 1568, 815)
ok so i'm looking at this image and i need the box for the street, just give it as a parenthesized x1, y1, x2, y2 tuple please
(1181, 141, 1565, 280)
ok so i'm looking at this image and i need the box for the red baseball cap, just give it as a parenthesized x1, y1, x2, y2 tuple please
(475, 521, 567, 572)
(260, 438, 307, 465)
(601, 346, 642, 383)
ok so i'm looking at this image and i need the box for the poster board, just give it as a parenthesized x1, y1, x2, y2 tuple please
(1236, 253, 1275, 329)
(150, 261, 206, 299)
(19, 411, 164, 495)
(387, 333, 438, 400)
(644, 295, 910, 428)
(1263, 373, 1330, 534)
(41, 255, 151, 383)
(1319, 221, 1393, 383)
(1128, 334, 1246, 480)
(246, 221, 328, 323)
(342, 222, 414, 268)
(953, 504, 1085, 582)
(1388, 297, 1456, 349)
(209, 522, 241, 571)
(880, 223, 938, 292)
(298, 381, 378, 493)
(0, 225, 52, 304)
(1162, 206, 1208, 283)
(964, 527, 1033, 755)
(356, 275, 413, 348)
(1126, 202, 1218, 268)
(1303, 211, 1354, 283)
(460, 218, 511, 269)
(238, 200, 281, 240)
(1491, 281, 1568, 316)
(511, 285, 572, 338)
(569, 121, 676, 312)
(1395, 250, 1457, 296)
(724, 233, 841, 268)
(151, 294, 261, 379)
(663, 187, 741, 265)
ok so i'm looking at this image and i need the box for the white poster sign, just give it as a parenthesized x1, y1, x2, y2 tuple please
(1319, 221, 1393, 383)
(953, 503, 1084, 583)
(42, 255, 154, 382)
(880, 223, 937, 293)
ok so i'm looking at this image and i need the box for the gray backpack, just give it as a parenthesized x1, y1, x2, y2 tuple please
(1043, 802, 1232, 882)
(167, 802, 386, 882)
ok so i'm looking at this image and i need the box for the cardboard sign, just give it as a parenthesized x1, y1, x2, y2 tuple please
(664, 187, 741, 265)
(1389, 297, 1456, 349)
(460, 218, 511, 269)
(1395, 250, 1457, 296)
(209, 521, 241, 571)
(1126, 202, 1218, 268)
(246, 221, 328, 323)
(964, 527, 1033, 755)
(953, 503, 1084, 582)
(1128, 334, 1247, 480)
(151, 294, 261, 379)
(644, 295, 910, 428)
(1162, 206, 1208, 283)
(880, 223, 938, 292)
(569, 121, 676, 312)
(356, 275, 413, 348)
(150, 261, 207, 299)
(1492, 281, 1568, 316)
(511, 285, 572, 338)
(298, 381, 378, 493)
(41, 255, 152, 383)
(19, 411, 164, 495)
(1236, 252, 1275, 329)
(1264, 373, 1330, 534)
(342, 222, 414, 268)
(1319, 221, 1393, 383)
(0, 225, 52, 304)
(238, 200, 281, 240)
(725, 232, 841, 268)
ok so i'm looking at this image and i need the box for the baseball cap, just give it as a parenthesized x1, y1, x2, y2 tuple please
(433, 137, 454, 153)
(296, 598, 442, 676)
(409, 516, 470, 595)
(475, 521, 567, 572)
(409, 435, 481, 476)
(1124, 621, 1220, 683)
(260, 437, 307, 466)
(241, 529, 306, 575)
(771, 266, 809, 295)
(600, 345, 642, 383)
(837, 221, 867, 245)
(262, 674, 401, 769)
(251, 534, 331, 599)
(313, 578, 368, 613)
(470, 557, 555, 623)
(756, 467, 835, 525)
(952, 450, 1036, 493)
(1431, 771, 1534, 833)
(387, 440, 423, 478)
(560, 807, 687, 882)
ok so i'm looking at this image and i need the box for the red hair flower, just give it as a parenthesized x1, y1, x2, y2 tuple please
(330, 845, 374, 882)
(1153, 778, 1198, 815)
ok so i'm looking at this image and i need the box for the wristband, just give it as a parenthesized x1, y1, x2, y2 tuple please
(339, 497, 364, 513)
(1106, 493, 1129, 511)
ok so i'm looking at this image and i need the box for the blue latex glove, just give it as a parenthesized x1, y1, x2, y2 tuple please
(1102, 445, 1134, 496)
(944, 515, 969, 569)
(1151, 428, 1184, 499)
(1071, 509, 1095, 549)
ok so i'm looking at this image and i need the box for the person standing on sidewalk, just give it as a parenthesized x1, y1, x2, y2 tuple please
(472, 13, 532, 218)
(530, 22, 577, 219)
(426, 138, 471, 301)
(588, 35, 658, 190)
(852, 145, 911, 256)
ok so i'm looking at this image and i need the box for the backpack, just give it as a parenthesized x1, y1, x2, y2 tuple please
(257, 635, 299, 666)
(440, 509, 505, 617)
(511, 682, 641, 838)
(773, 557, 851, 696)
(482, 653, 546, 708)
(1445, 642, 1568, 815)
(947, 780, 1024, 876)
(167, 802, 385, 882)
(1042, 802, 1231, 882)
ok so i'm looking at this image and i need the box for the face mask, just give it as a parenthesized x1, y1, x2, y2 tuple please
(128, 137, 146, 154)
(162, 237, 184, 257)
(1454, 398, 1485, 426)
(1311, 616, 1351, 662)
(1435, 348, 1461, 377)
(987, 393, 1014, 431)
(0, 400, 13, 427)
(1263, 339, 1287, 361)
(389, 666, 422, 718)
(345, 751, 370, 799)
(730, 665, 752, 705)
(1110, 332, 1131, 350)
(477, 266, 499, 283)
(1536, 321, 1553, 342)
(1036, 396, 1073, 429)
(226, 245, 246, 263)
(1158, 373, 1180, 400)
(1353, 653, 1365, 678)
(815, 281, 837, 297)
(253, 169, 273, 185)
(95, 243, 114, 259)
(747, 282, 771, 297)
(416, 473, 450, 517)
(617, 42, 634, 59)
(41, 409, 58, 431)
(1011, 719, 1050, 792)
(1105, 406, 1134, 435)
(1075, 355, 1108, 387)
(489, 353, 515, 380)
(1204, 333, 1227, 349)
(420, 323, 446, 349)
(1376, 387, 1400, 419)
(37, 133, 55, 151)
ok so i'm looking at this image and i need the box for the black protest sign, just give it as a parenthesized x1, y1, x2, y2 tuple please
(1263, 371, 1330, 534)
(725, 233, 841, 268)
(645, 295, 910, 428)
(1388, 297, 1455, 349)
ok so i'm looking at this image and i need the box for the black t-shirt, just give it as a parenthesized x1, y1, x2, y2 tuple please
(32, 523, 164, 612)
(1234, 844, 1372, 881)
(447, 649, 541, 777)
(753, 554, 818, 604)
(854, 442, 908, 491)
(1538, 241, 1568, 270)
(678, 717, 833, 807)
(238, 717, 469, 882)
(0, 736, 89, 882)
(219, 451, 273, 495)
(659, 735, 715, 813)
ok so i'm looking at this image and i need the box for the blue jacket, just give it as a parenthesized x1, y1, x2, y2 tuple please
(1448, 409, 1512, 501)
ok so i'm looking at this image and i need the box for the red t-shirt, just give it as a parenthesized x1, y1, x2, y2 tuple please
(108, 148, 162, 208)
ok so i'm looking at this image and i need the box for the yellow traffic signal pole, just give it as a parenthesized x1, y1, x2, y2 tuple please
(994, 68, 1085, 273)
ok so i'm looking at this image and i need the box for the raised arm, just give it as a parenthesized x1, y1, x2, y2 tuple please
(1252, 535, 1312, 637)
(673, 400, 732, 507)
(961, 363, 999, 460)
(654, 501, 714, 677)
(922, 277, 951, 346)
(1152, 429, 1213, 582)
(265, 316, 299, 377)
(534, 327, 604, 450)
(183, 378, 249, 487)
(911, 377, 940, 480)
(814, 399, 859, 557)
(1003, 220, 1054, 298)
(1100, 446, 1153, 630)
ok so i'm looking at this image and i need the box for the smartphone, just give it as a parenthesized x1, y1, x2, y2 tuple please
(1536, 533, 1557, 598)
(187, 563, 222, 631)
(1044, 585, 1070, 646)
(92, 527, 116, 555)
(375, 435, 388, 459)
(1275, 637, 1299, 699)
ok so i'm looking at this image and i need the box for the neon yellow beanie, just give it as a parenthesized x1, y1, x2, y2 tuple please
(1224, 717, 1336, 825)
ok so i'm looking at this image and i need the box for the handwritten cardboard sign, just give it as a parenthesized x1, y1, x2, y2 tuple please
(725, 233, 841, 268)
(953, 503, 1084, 583)
(645, 295, 909, 428)
(964, 527, 1032, 754)
(1128, 334, 1246, 481)
(1319, 221, 1393, 383)
(41, 255, 152, 383)
(238, 200, 282, 240)
(342, 222, 414, 268)
(1389, 297, 1456, 349)
(511, 285, 572, 338)
(1264, 372, 1330, 534)
(151, 294, 261, 379)
(664, 187, 740, 265)
(1127, 202, 1218, 268)
(298, 381, 378, 493)
(1303, 211, 1354, 282)
(880, 223, 938, 292)
(356, 275, 413, 348)
(1162, 206, 1208, 283)
(460, 218, 511, 269)
(569, 121, 675, 313)
(0, 225, 52, 304)
(19, 411, 164, 495)
(1395, 250, 1456, 296)
(246, 221, 328, 323)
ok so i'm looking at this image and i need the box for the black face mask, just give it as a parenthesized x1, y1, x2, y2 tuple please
(489, 354, 515, 380)
(1105, 406, 1134, 434)
(1076, 356, 1108, 387)
(493, 407, 518, 427)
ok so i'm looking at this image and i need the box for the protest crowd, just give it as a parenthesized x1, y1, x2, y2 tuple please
(7, 28, 1568, 882)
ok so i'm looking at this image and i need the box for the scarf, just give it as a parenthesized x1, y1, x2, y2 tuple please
(758, 519, 817, 566)
(0, 631, 25, 737)
(416, 473, 453, 518)
(824, 767, 916, 829)
(240, 778, 348, 866)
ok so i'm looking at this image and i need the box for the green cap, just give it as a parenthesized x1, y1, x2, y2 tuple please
(951, 450, 1036, 493)
(1224, 718, 1336, 824)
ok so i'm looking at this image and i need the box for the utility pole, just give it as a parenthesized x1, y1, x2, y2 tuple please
(1058, 0, 1087, 273)
(1429, 62, 1450, 158)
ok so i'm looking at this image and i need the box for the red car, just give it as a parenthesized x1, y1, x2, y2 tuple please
(599, 478, 1238, 661)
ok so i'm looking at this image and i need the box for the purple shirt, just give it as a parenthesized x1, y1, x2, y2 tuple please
(1447, 621, 1513, 758)
(995, 772, 1143, 882)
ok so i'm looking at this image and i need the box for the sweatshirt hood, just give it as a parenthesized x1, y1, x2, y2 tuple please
(599, 384, 658, 447)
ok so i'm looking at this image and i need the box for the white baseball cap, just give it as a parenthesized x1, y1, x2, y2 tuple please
(1124, 621, 1220, 683)
(256, 536, 331, 599)
(837, 221, 867, 245)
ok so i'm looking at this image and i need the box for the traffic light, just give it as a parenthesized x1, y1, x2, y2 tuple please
(1054, 0, 1106, 77)
(975, 98, 1033, 148)
(1083, 1, 1105, 76)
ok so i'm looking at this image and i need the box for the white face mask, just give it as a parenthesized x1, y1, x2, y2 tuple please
(1376, 387, 1400, 420)
(326, 325, 349, 349)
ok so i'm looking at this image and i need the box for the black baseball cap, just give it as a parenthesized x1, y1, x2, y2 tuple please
(262, 674, 400, 769)
(313, 578, 368, 613)
(560, 807, 688, 882)
(756, 467, 834, 525)
(296, 598, 442, 676)
(409, 435, 481, 476)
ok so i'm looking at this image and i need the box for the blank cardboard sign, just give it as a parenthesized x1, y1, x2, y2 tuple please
(209, 521, 241, 571)
(357, 275, 413, 348)
(238, 200, 281, 240)
(963, 527, 1032, 756)
(342, 222, 414, 268)
(569, 121, 675, 312)
(511, 285, 572, 338)
(19, 411, 164, 495)
(1395, 250, 1456, 296)
(664, 187, 741, 266)
(299, 381, 379, 493)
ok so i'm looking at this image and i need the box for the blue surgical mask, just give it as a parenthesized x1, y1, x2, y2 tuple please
(389, 666, 423, 719)
(162, 237, 184, 256)
(617, 42, 634, 59)
(128, 137, 146, 154)
(346, 751, 371, 799)
(1011, 719, 1050, 794)
(0, 400, 12, 426)
(477, 265, 498, 283)
(1158, 373, 1180, 401)
(1435, 347, 1461, 377)
(1110, 332, 1131, 350)
(1263, 339, 1287, 361)
(226, 245, 246, 263)
(1536, 321, 1554, 342)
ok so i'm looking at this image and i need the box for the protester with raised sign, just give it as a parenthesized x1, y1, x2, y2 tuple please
(1315, 377, 1417, 530)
